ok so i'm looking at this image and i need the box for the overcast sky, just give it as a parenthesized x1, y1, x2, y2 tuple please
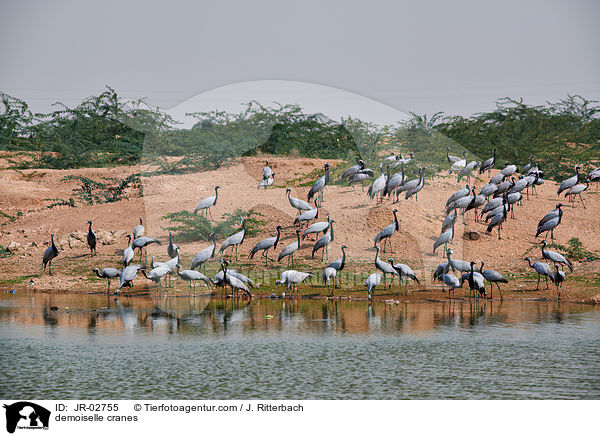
(1, 0, 598, 123)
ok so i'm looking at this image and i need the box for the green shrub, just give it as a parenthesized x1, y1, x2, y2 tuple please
(161, 209, 264, 242)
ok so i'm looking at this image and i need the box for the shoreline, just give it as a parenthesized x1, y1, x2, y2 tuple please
(4, 286, 599, 305)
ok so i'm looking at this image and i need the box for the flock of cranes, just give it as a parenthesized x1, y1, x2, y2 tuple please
(38, 153, 597, 301)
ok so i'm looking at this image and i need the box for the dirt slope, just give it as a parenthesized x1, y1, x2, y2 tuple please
(1, 154, 599, 300)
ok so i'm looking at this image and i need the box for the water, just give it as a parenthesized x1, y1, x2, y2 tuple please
(1, 292, 599, 399)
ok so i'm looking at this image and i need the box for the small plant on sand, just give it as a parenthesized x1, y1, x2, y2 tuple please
(161, 208, 264, 242)
(62, 174, 142, 205)
(549, 238, 599, 262)
(0, 244, 14, 258)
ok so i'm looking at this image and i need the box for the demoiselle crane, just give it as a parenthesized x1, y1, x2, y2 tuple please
(87, 220, 97, 256)
(93, 267, 121, 294)
(42, 234, 59, 275)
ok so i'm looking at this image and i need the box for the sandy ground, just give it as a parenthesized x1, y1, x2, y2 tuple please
(1, 153, 599, 302)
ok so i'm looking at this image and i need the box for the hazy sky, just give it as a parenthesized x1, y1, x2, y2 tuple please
(1, 0, 598, 123)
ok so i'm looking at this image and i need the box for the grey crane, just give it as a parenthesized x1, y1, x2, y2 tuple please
(87, 220, 97, 256)
(302, 214, 331, 241)
(322, 267, 337, 296)
(446, 147, 462, 164)
(509, 176, 528, 195)
(167, 231, 179, 259)
(278, 229, 301, 266)
(507, 192, 522, 218)
(257, 173, 275, 189)
(553, 263, 565, 300)
(481, 196, 505, 216)
(589, 168, 600, 191)
(397, 167, 423, 198)
(176, 264, 212, 291)
(479, 148, 496, 174)
(221, 260, 252, 299)
(312, 220, 335, 260)
(249, 225, 282, 265)
(446, 185, 470, 208)
(42, 234, 59, 275)
(307, 163, 330, 206)
(115, 264, 143, 294)
(450, 150, 468, 171)
(538, 204, 562, 228)
(464, 186, 486, 222)
(141, 266, 171, 289)
(541, 240, 572, 271)
(276, 270, 313, 298)
(262, 160, 272, 180)
(133, 218, 144, 240)
(441, 212, 457, 234)
(219, 218, 246, 260)
(395, 152, 415, 167)
(373, 209, 400, 253)
(501, 162, 518, 177)
(479, 182, 498, 199)
(524, 257, 554, 290)
(433, 220, 454, 255)
(132, 236, 161, 263)
(495, 178, 513, 195)
(213, 263, 256, 291)
(433, 256, 450, 281)
(152, 248, 179, 288)
(557, 166, 580, 196)
(383, 153, 398, 164)
(446, 190, 475, 220)
(405, 167, 425, 201)
(341, 160, 365, 181)
(194, 186, 220, 219)
(326, 245, 348, 287)
(479, 261, 508, 300)
(367, 164, 387, 203)
(522, 155, 535, 174)
(446, 248, 471, 273)
(486, 195, 509, 240)
(489, 172, 505, 185)
(535, 204, 563, 241)
(457, 160, 479, 183)
(374, 245, 398, 288)
(190, 233, 216, 272)
(92, 267, 121, 293)
(384, 164, 406, 200)
(461, 262, 486, 298)
(365, 273, 383, 300)
(123, 235, 134, 266)
(349, 168, 375, 191)
(565, 182, 589, 208)
(437, 273, 461, 297)
(294, 199, 318, 227)
(286, 187, 312, 214)
(391, 260, 419, 295)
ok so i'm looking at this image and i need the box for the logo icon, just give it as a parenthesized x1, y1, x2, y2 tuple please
(3, 402, 50, 434)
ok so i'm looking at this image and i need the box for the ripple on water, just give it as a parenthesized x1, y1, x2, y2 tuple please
(0, 294, 599, 399)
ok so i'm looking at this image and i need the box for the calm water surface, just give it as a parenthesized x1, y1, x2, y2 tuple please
(1, 292, 599, 399)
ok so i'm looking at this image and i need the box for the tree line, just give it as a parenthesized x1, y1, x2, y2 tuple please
(1, 87, 598, 180)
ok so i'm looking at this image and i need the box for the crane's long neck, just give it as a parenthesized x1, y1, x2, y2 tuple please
(296, 232, 300, 246)
(214, 187, 219, 204)
(127, 236, 132, 248)
(88, 222, 93, 232)
(94, 269, 103, 278)
(169, 232, 173, 244)
(393, 210, 399, 230)
(274, 228, 281, 249)
(325, 166, 329, 184)
(341, 247, 346, 266)
(526, 258, 533, 268)
(479, 261, 484, 273)
(375, 247, 380, 264)
(329, 223, 334, 242)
